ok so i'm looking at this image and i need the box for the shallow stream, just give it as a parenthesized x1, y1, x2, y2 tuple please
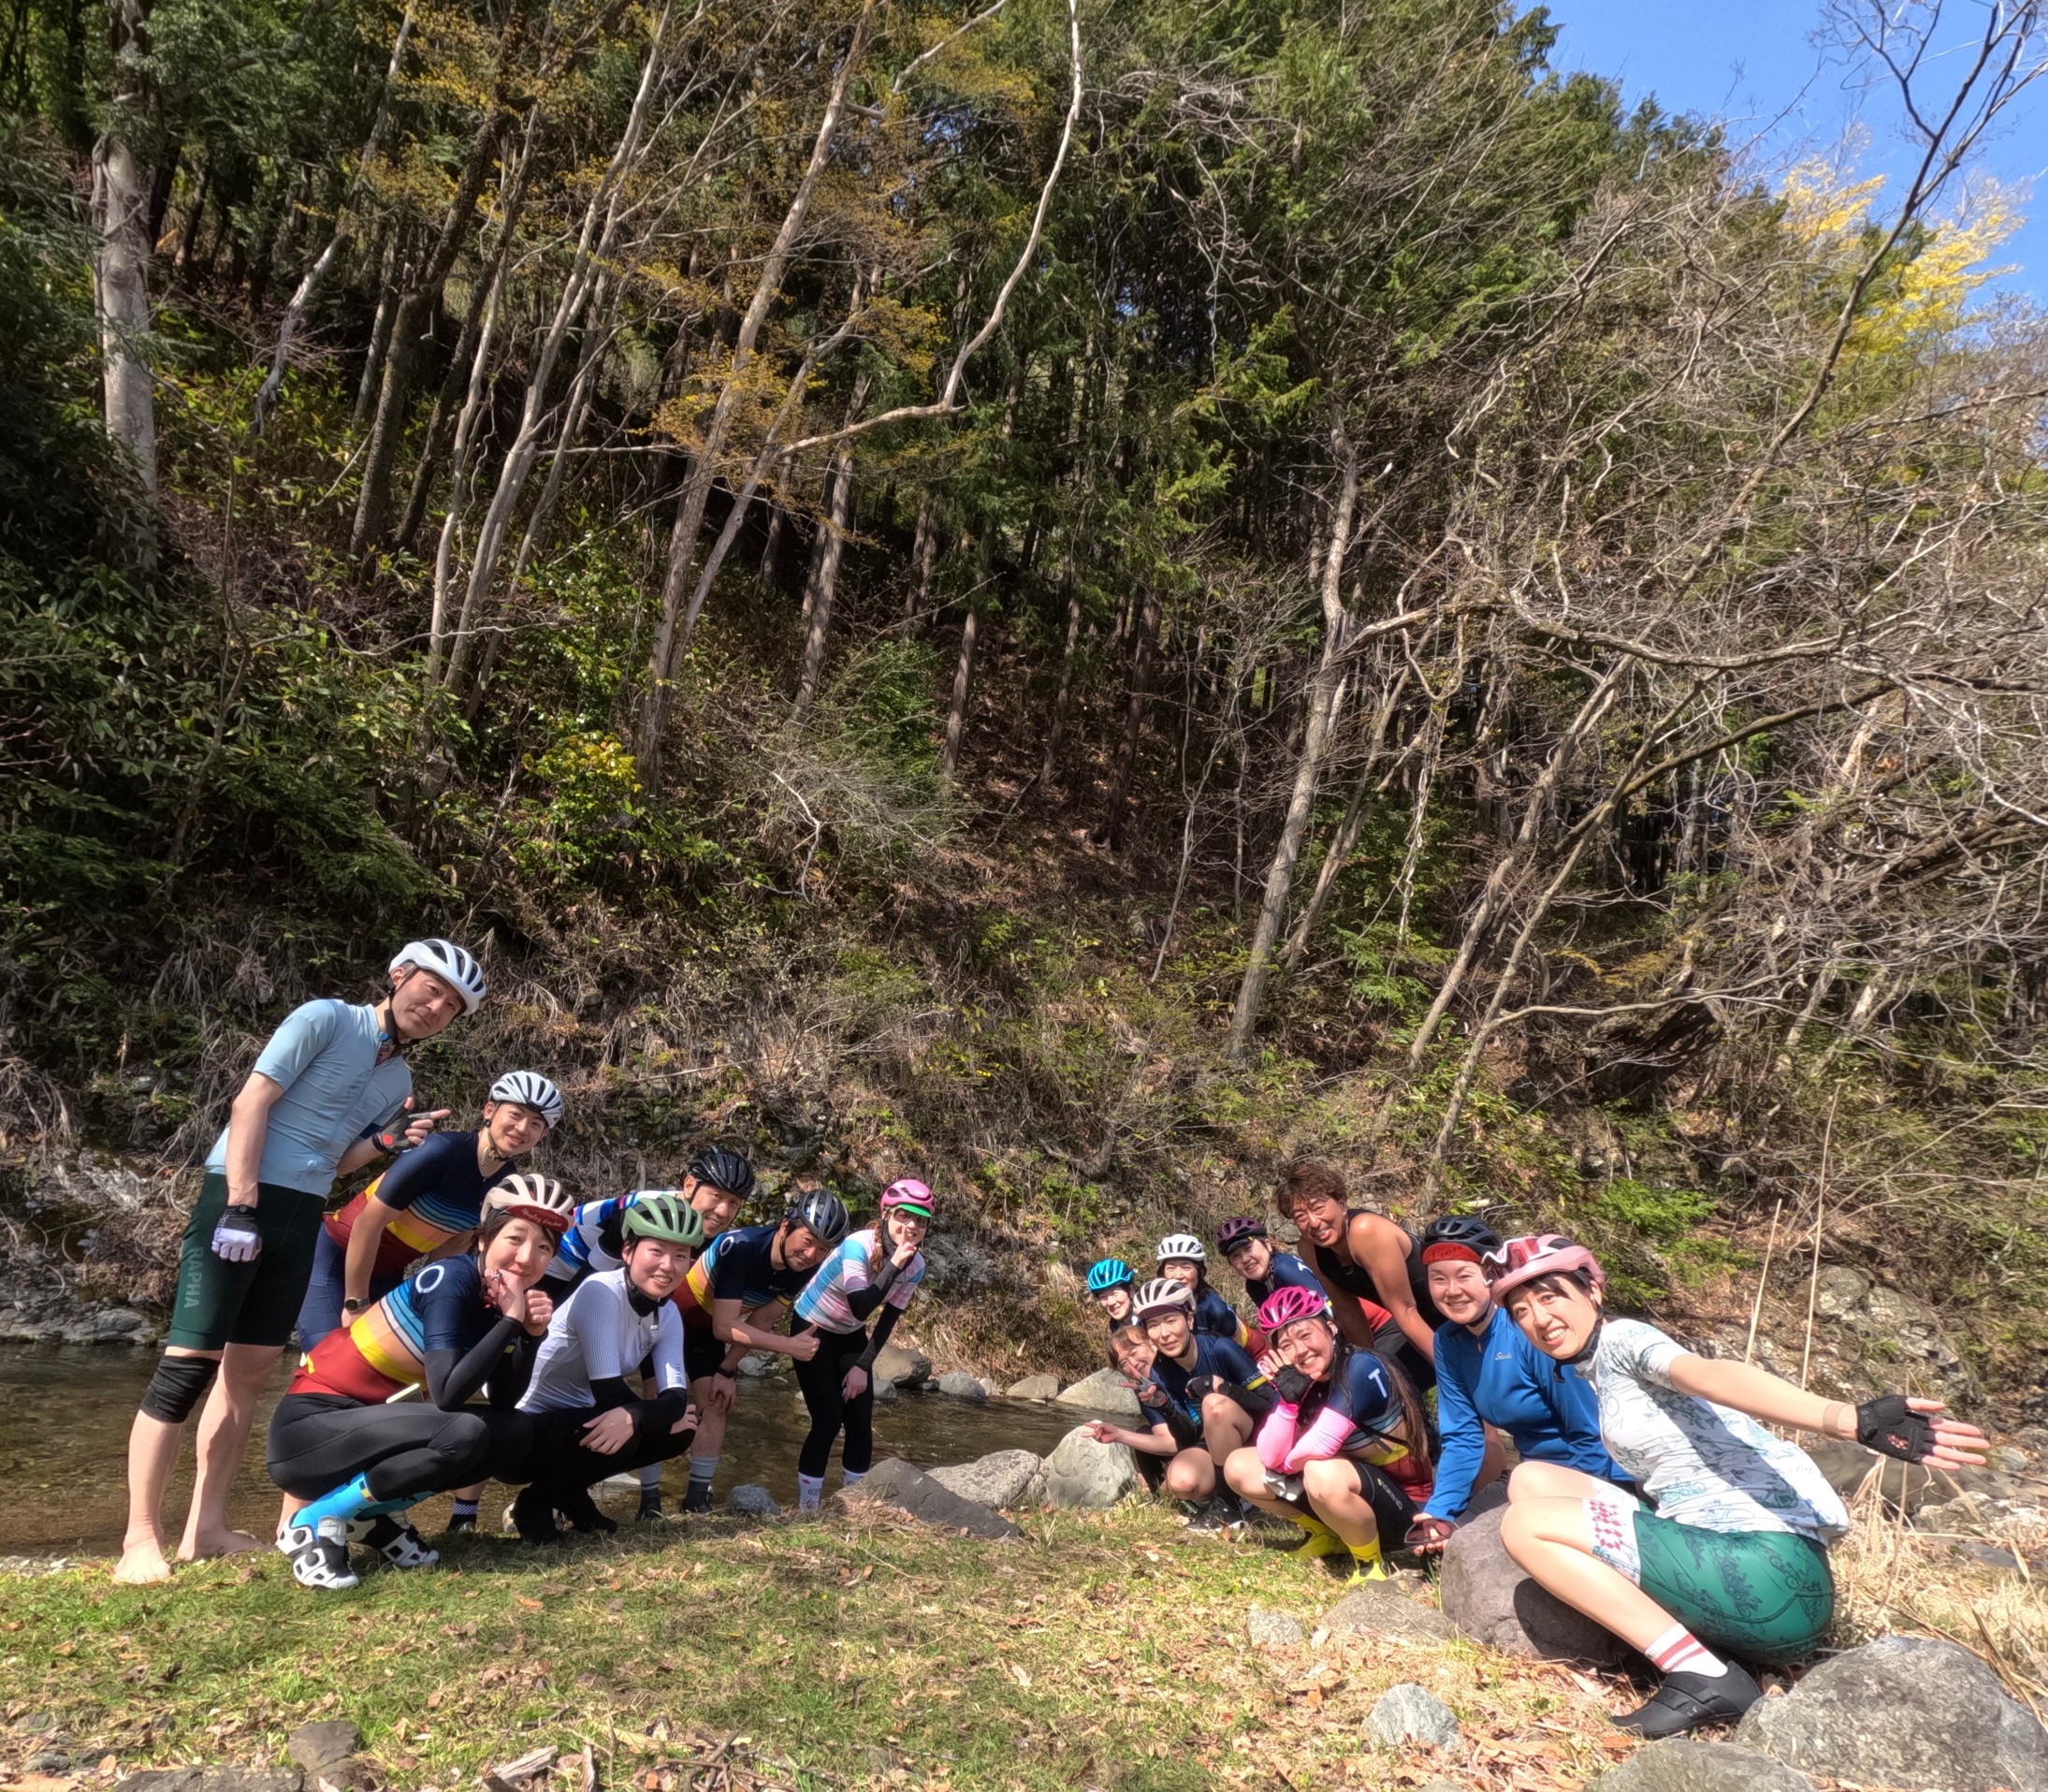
(0, 1344, 1087, 1557)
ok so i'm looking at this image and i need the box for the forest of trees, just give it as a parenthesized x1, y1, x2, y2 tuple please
(2, 0, 2044, 1379)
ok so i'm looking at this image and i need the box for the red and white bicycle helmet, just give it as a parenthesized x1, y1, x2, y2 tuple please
(485, 1173, 574, 1236)
(1256, 1285, 1330, 1335)
(1486, 1232, 1605, 1299)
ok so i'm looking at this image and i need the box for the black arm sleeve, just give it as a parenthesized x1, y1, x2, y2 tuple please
(426, 1315, 525, 1410)
(487, 1333, 538, 1409)
(640, 1387, 694, 1437)
(1155, 1399, 1202, 1449)
(588, 1376, 637, 1413)
(846, 1255, 906, 1321)
(856, 1304, 903, 1372)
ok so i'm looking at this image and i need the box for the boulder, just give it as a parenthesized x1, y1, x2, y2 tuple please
(872, 1344, 931, 1388)
(1245, 1608, 1305, 1648)
(286, 1723, 362, 1780)
(735, 1352, 778, 1377)
(1366, 1684, 1460, 1751)
(1006, 1374, 1061, 1401)
(838, 1456, 1021, 1541)
(927, 1450, 1045, 1510)
(1736, 1636, 2048, 1792)
(1323, 1583, 1460, 1646)
(873, 1376, 898, 1402)
(1437, 1505, 1631, 1666)
(934, 1371, 989, 1403)
(1053, 1367, 1143, 1420)
(727, 1484, 781, 1518)
(1041, 1425, 1138, 1509)
(119, 1773, 303, 1792)
(1590, 1741, 1817, 1792)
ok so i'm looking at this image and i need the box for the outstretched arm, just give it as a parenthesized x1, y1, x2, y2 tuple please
(1665, 1354, 1987, 1471)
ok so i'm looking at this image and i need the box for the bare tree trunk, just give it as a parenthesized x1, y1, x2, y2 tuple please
(354, 225, 402, 422)
(758, 506, 783, 584)
(91, 0, 157, 500)
(1100, 586, 1162, 851)
(793, 376, 869, 714)
(939, 605, 977, 777)
(907, 492, 937, 619)
(1039, 574, 1082, 786)
(635, 2, 874, 774)
(423, 255, 508, 688)
(1227, 426, 1362, 1059)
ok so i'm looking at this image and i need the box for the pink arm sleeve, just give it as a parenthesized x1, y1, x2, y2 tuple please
(1284, 1406, 1354, 1473)
(1256, 1402, 1300, 1473)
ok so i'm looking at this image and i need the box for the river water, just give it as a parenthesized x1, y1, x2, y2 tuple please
(0, 1345, 1090, 1557)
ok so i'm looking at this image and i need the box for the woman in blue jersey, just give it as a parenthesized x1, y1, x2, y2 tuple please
(1223, 1285, 1432, 1576)
(1134, 1277, 1271, 1528)
(1083, 1321, 1198, 1491)
(788, 1180, 933, 1511)
(265, 1175, 573, 1590)
(1402, 1215, 1626, 1555)
(1155, 1235, 1259, 1349)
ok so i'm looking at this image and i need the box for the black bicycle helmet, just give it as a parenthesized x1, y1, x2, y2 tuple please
(1419, 1213, 1503, 1259)
(1216, 1216, 1268, 1253)
(787, 1188, 850, 1248)
(690, 1144, 757, 1201)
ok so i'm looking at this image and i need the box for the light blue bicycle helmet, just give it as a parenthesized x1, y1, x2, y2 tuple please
(1086, 1258, 1137, 1294)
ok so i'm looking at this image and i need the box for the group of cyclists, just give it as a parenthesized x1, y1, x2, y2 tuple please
(113, 939, 1989, 1743)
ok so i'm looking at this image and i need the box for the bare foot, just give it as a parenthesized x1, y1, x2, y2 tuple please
(112, 1537, 174, 1584)
(178, 1528, 264, 1562)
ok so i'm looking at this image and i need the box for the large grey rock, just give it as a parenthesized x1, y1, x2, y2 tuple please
(1053, 1366, 1143, 1420)
(927, 1449, 1044, 1510)
(1323, 1583, 1460, 1645)
(734, 1352, 778, 1377)
(1590, 1741, 1816, 1792)
(1736, 1636, 2048, 1791)
(934, 1371, 989, 1403)
(1438, 1504, 1631, 1666)
(1006, 1374, 1061, 1401)
(1366, 1683, 1460, 1751)
(838, 1456, 1021, 1541)
(872, 1343, 931, 1387)
(872, 1376, 898, 1402)
(1245, 1608, 1305, 1647)
(286, 1722, 362, 1777)
(727, 1484, 781, 1518)
(120, 1772, 303, 1792)
(1041, 1424, 1137, 1508)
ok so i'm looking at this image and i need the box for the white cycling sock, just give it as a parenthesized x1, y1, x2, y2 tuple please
(1646, 1624, 1729, 1678)
(797, 1473, 826, 1511)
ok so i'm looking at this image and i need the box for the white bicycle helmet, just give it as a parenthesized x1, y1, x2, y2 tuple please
(1156, 1232, 1206, 1264)
(485, 1173, 574, 1235)
(390, 938, 487, 1013)
(488, 1070, 563, 1129)
(1133, 1276, 1195, 1319)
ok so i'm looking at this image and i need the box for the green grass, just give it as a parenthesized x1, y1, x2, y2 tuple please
(1, 1507, 1640, 1792)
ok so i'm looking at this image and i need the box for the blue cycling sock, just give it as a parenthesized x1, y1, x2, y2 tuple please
(288, 1475, 379, 1532)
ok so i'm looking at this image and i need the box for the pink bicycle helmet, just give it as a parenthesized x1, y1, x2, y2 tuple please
(880, 1178, 934, 1218)
(1486, 1232, 1605, 1299)
(1256, 1285, 1331, 1335)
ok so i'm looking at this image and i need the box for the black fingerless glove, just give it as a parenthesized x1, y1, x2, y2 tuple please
(1856, 1394, 1939, 1464)
(1183, 1375, 1217, 1403)
(1273, 1365, 1313, 1406)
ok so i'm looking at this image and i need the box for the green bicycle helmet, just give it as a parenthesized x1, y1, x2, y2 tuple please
(622, 1191, 706, 1250)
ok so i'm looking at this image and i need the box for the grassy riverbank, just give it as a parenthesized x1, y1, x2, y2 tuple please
(6, 1501, 2043, 1792)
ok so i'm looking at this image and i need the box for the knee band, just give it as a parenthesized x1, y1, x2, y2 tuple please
(139, 1354, 220, 1423)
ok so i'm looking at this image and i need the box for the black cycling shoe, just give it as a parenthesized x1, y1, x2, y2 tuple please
(1614, 1664, 1763, 1738)
(556, 1486, 618, 1536)
(510, 1487, 564, 1546)
(443, 1507, 479, 1534)
(635, 1490, 663, 1522)
(680, 1481, 714, 1515)
(361, 1513, 439, 1569)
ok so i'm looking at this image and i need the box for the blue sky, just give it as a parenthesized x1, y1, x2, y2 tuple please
(1544, 0, 2046, 300)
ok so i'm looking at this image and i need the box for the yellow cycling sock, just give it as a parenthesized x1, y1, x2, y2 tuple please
(1349, 1537, 1389, 1579)
(1285, 1515, 1345, 1559)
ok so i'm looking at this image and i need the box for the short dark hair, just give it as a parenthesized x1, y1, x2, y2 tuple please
(478, 1206, 521, 1247)
(1276, 1158, 1347, 1217)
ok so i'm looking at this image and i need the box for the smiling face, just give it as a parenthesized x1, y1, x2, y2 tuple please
(1094, 1285, 1134, 1323)
(1427, 1257, 1493, 1330)
(1141, 1307, 1193, 1358)
(1287, 1190, 1348, 1251)
(1224, 1236, 1274, 1283)
(390, 966, 466, 1040)
(1159, 1259, 1199, 1292)
(781, 1222, 830, 1275)
(1504, 1274, 1604, 1360)
(482, 1100, 550, 1158)
(1110, 1329, 1155, 1380)
(1276, 1315, 1337, 1381)
(623, 1234, 691, 1301)
(685, 1176, 744, 1237)
(884, 1209, 929, 1252)
(482, 1216, 555, 1286)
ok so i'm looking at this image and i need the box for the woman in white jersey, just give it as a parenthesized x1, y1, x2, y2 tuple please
(1490, 1233, 1985, 1739)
